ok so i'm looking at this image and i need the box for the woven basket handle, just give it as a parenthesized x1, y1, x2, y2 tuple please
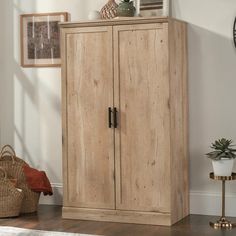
(0, 145, 16, 156)
(0, 150, 16, 164)
(0, 167, 7, 180)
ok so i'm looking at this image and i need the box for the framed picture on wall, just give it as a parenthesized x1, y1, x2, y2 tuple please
(139, 0, 169, 17)
(20, 12, 69, 67)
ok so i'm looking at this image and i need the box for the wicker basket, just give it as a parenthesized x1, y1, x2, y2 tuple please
(0, 167, 24, 218)
(20, 183, 40, 213)
(0, 145, 40, 213)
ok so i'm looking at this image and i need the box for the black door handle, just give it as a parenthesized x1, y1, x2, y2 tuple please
(108, 107, 118, 128)
(114, 107, 118, 128)
(108, 107, 112, 128)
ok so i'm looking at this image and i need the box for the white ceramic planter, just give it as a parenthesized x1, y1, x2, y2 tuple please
(88, 11, 101, 20)
(212, 159, 234, 176)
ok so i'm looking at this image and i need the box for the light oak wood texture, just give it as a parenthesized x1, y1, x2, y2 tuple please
(60, 17, 189, 226)
(114, 23, 171, 213)
(168, 20, 189, 224)
(62, 26, 115, 209)
(59, 16, 184, 28)
(61, 27, 68, 209)
(63, 207, 171, 226)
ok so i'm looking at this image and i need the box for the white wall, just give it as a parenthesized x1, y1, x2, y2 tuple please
(1, 0, 236, 216)
(172, 0, 236, 216)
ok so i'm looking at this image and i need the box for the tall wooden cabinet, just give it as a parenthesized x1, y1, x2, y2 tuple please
(60, 17, 189, 226)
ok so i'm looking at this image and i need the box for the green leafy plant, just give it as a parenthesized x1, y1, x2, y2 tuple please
(206, 138, 236, 160)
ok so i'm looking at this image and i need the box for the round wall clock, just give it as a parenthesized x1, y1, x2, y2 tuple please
(234, 17, 236, 48)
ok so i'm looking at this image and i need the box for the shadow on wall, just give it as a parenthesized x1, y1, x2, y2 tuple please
(16, 1, 62, 188)
(0, 0, 15, 149)
(187, 23, 236, 193)
(0, 0, 39, 165)
(0, 0, 62, 179)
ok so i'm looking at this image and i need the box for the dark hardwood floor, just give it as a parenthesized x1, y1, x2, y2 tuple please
(0, 205, 236, 235)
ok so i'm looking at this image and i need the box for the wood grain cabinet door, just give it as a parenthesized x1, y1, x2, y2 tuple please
(113, 23, 171, 213)
(62, 26, 115, 209)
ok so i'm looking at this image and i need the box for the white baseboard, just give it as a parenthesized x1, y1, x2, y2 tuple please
(39, 185, 236, 217)
(190, 191, 236, 217)
(39, 183, 63, 205)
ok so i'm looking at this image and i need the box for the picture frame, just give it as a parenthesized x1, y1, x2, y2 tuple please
(139, 0, 169, 17)
(20, 12, 69, 68)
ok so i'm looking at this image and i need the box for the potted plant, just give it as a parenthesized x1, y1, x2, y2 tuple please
(206, 138, 236, 176)
(117, 0, 136, 17)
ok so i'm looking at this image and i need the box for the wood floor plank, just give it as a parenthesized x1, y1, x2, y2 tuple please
(0, 205, 236, 236)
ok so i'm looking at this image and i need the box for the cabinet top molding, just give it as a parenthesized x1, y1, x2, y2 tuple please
(59, 17, 185, 28)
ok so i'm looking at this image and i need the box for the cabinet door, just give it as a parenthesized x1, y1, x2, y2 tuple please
(114, 23, 171, 212)
(62, 26, 115, 209)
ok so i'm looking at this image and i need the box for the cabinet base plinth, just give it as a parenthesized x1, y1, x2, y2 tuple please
(62, 207, 174, 226)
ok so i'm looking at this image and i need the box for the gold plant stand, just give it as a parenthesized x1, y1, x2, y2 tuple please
(209, 172, 236, 229)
